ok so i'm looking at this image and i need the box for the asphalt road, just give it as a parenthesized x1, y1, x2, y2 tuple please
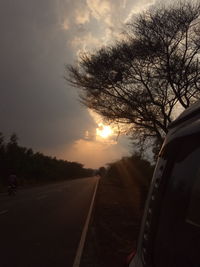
(0, 176, 99, 267)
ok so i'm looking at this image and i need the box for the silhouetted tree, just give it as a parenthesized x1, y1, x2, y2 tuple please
(67, 1, 200, 155)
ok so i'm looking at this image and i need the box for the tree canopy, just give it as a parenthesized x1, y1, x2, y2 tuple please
(67, 1, 200, 155)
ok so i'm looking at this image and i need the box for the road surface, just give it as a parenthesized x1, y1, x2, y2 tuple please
(0, 176, 99, 267)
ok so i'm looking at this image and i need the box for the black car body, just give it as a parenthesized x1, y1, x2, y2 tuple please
(129, 101, 200, 267)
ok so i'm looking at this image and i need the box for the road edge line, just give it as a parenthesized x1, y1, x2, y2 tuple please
(72, 176, 100, 267)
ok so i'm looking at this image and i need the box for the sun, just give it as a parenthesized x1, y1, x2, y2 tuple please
(96, 124, 113, 139)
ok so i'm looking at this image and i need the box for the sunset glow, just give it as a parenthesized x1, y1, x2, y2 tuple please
(96, 124, 113, 139)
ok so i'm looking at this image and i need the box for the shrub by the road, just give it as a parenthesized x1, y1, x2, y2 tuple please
(106, 155, 154, 213)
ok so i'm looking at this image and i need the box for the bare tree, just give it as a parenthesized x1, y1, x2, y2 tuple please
(66, 1, 200, 155)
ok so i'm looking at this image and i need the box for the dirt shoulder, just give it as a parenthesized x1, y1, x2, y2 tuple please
(80, 176, 144, 267)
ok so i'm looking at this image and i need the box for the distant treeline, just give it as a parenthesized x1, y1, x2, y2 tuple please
(0, 133, 94, 188)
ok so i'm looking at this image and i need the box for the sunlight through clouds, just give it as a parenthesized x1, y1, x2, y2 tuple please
(64, 138, 129, 168)
(124, 0, 156, 23)
(75, 7, 90, 24)
(71, 32, 102, 53)
(53, 0, 158, 167)
(61, 18, 70, 30)
(88, 110, 119, 144)
(0, 0, 160, 168)
(86, 0, 111, 20)
(96, 124, 113, 139)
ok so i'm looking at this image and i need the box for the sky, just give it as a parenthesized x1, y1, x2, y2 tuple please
(0, 0, 166, 168)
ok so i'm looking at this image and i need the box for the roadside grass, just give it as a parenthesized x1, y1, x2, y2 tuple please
(81, 156, 154, 267)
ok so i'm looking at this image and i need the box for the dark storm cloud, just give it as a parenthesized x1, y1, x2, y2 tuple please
(0, 0, 96, 151)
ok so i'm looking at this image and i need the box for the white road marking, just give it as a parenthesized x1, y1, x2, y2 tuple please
(0, 210, 8, 215)
(36, 195, 47, 200)
(72, 177, 100, 267)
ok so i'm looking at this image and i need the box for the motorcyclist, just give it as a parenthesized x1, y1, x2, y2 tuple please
(8, 172, 17, 195)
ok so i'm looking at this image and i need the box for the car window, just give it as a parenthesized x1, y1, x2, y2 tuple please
(153, 135, 200, 267)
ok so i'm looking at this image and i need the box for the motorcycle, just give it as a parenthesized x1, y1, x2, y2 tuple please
(8, 184, 17, 196)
